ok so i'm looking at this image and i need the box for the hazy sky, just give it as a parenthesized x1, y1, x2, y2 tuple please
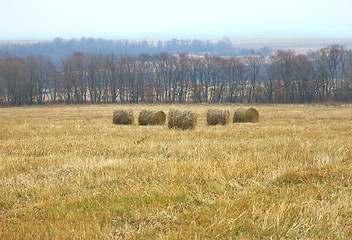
(1, 0, 351, 39)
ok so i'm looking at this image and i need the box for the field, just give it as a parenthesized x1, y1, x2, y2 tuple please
(227, 38, 352, 54)
(1, 104, 352, 239)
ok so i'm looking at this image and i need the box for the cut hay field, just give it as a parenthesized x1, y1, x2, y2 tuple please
(1, 104, 352, 239)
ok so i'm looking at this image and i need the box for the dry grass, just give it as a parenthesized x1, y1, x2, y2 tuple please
(0, 104, 352, 239)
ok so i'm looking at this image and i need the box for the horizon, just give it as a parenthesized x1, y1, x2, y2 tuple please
(1, 37, 352, 41)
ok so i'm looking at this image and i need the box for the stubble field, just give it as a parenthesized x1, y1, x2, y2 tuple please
(0, 104, 351, 239)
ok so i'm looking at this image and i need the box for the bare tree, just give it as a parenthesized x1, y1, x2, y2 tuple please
(152, 52, 173, 102)
(174, 53, 190, 103)
(312, 45, 345, 101)
(269, 50, 298, 103)
(244, 53, 263, 103)
(104, 54, 118, 103)
(225, 57, 245, 102)
(294, 54, 315, 103)
(86, 54, 101, 103)
(264, 62, 276, 103)
(2, 57, 28, 105)
(341, 49, 352, 101)
(26, 56, 48, 104)
(46, 60, 61, 103)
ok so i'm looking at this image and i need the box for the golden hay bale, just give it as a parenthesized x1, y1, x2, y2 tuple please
(113, 109, 134, 125)
(207, 109, 230, 125)
(138, 109, 166, 125)
(233, 107, 259, 123)
(168, 109, 197, 130)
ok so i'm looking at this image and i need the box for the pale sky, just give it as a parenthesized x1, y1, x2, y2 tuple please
(0, 0, 351, 39)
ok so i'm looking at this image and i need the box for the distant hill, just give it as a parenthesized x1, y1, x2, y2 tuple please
(1, 38, 351, 64)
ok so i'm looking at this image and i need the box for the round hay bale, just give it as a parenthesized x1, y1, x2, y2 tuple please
(138, 109, 166, 125)
(168, 109, 197, 130)
(207, 109, 230, 125)
(233, 107, 259, 123)
(113, 109, 134, 125)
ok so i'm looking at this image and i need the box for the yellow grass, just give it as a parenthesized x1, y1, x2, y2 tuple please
(1, 104, 352, 239)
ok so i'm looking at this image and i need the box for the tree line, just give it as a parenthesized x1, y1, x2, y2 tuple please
(0, 45, 351, 106)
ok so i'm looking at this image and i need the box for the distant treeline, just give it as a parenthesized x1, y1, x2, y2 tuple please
(0, 45, 351, 106)
(0, 38, 272, 65)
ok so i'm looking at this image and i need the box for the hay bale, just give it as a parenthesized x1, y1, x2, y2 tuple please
(113, 109, 134, 125)
(168, 109, 197, 130)
(138, 109, 166, 125)
(233, 107, 259, 123)
(207, 109, 230, 125)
